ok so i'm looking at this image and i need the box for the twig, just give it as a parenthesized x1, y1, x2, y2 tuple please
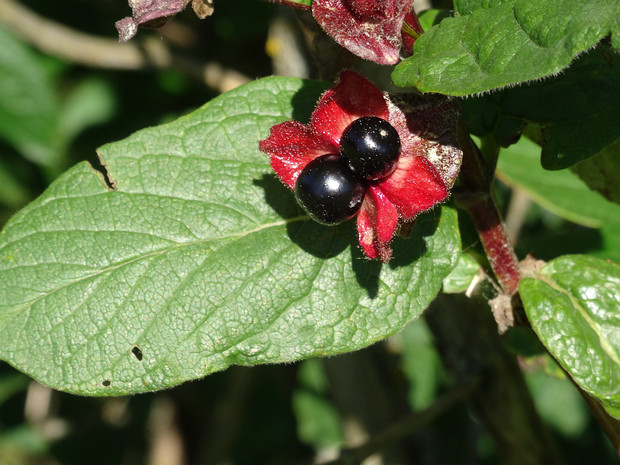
(504, 188, 531, 244)
(319, 376, 480, 465)
(425, 293, 566, 465)
(322, 347, 412, 464)
(0, 0, 250, 93)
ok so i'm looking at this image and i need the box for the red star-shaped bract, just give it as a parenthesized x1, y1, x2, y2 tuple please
(312, 0, 414, 65)
(259, 71, 462, 262)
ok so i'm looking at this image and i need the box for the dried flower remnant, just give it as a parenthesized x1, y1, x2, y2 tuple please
(116, 0, 214, 42)
(259, 71, 462, 261)
(311, 0, 423, 64)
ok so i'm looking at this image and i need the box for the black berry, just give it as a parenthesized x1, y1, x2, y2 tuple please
(294, 154, 365, 225)
(340, 116, 401, 180)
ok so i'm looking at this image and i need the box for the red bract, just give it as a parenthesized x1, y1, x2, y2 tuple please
(312, 0, 421, 65)
(259, 71, 462, 262)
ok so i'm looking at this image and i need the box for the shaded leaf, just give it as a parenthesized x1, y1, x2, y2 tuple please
(536, 48, 620, 170)
(417, 9, 451, 32)
(496, 137, 620, 228)
(525, 368, 589, 437)
(393, 0, 620, 96)
(58, 78, 116, 146)
(462, 48, 620, 169)
(0, 159, 30, 209)
(0, 77, 460, 396)
(520, 255, 620, 419)
(266, 0, 312, 9)
(293, 359, 343, 450)
(398, 319, 443, 410)
(571, 139, 620, 205)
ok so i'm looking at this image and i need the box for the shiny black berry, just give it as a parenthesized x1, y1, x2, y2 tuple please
(294, 154, 365, 225)
(340, 116, 401, 180)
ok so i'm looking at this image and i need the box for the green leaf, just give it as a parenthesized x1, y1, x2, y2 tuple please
(58, 78, 116, 146)
(393, 0, 620, 96)
(273, 0, 311, 9)
(520, 255, 620, 419)
(525, 368, 588, 437)
(462, 48, 620, 169)
(418, 9, 452, 32)
(293, 359, 343, 450)
(0, 77, 460, 396)
(293, 390, 343, 450)
(454, 0, 503, 16)
(571, 139, 620, 205)
(0, 26, 58, 165)
(442, 253, 479, 293)
(397, 319, 444, 410)
(496, 137, 620, 228)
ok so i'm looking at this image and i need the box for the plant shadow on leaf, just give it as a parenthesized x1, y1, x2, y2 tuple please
(389, 209, 437, 270)
(290, 80, 330, 123)
(253, 174, 301, 219)
(254, 175, 438, 299)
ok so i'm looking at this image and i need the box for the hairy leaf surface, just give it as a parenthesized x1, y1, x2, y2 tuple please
(393, 0, 620, 96)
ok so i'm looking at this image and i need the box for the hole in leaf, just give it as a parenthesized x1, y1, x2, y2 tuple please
(131, 345, 144, 361)
(101, 379, 111, 387)
(90, 153, 116, 190)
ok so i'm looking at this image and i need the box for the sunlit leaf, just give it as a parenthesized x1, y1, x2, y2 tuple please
(521, 255, 620, 419)
(393, 0, 620, 96)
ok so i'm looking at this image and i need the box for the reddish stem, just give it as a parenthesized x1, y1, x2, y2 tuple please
(463, 195, 521, 295)
(456, 121, 521, 296)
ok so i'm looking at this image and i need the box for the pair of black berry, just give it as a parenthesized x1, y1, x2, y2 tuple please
(294, 116, 401, 224)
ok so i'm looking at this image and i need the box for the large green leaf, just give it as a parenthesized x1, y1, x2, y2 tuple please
(520, 255, 620, 419)
(0, 77, 460, 396)
(393, 0, 620, 96)
(496, 137, 620, 228)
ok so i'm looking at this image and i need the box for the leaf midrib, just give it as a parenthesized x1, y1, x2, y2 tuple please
(0, 215, 308, 328)
(537, 272, 620, 367)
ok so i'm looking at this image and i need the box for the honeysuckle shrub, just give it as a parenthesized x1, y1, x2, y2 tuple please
(0, 0, 619, 429)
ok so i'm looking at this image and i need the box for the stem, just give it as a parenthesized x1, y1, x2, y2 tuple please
(463, 195, 521, 295)
(456, 120, 521, 296)
(426, 294, 565, 465)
